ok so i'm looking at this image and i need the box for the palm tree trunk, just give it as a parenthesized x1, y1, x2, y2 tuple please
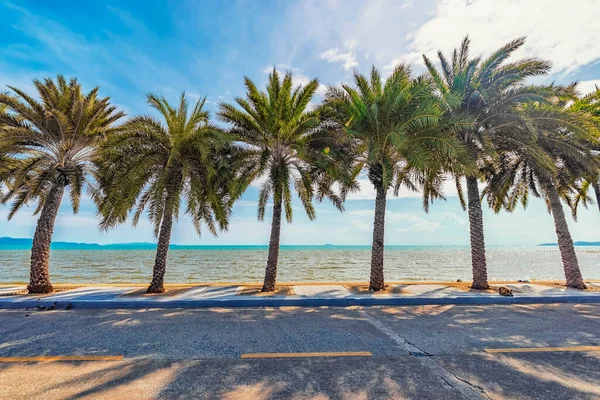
(262, 196, 282, 292)
(547, 184, 586, 289)
(593, 182, 600, 214)
(466, 176, 489, 290)
(369, 185, 387, 291)
(28, 183, 65, 294)
(147, 203, 174, 293)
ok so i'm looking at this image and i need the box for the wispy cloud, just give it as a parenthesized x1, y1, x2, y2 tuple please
(319, 46, 359, 71)
(405, 0, 600, 75)
(577, 80, 600, 96)
(348, 209, 442, 232)
(346, 176, 460, 201)
(263, 65, 327, 95)
(2, 0, 599, 245)
(442, 212, 467, 226)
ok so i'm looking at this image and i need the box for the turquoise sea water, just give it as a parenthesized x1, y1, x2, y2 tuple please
(1, 245, 599, 283)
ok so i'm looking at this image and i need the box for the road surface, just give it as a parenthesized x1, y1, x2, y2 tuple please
(1, 303, 599, 399)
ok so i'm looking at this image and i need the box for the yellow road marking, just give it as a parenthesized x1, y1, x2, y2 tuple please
(485, 346, 600, 354)
(241, 351, 371, 359)
(0, 355, 124, 362)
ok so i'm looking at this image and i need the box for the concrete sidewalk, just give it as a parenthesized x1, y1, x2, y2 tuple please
(1, 281, 599, 309)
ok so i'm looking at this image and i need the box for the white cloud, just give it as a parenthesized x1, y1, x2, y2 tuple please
(319, 47, 359, 71)
(442, 212, 467, 226)
(263, 65, 327, 96)
(236, 200, 260, 207)
(293, 73, 328, 96)
(0, 208, 100, 230)
(399, 1, 413, 10)
(348, 209, 441, 232)
(578, 80, 600, 96)
(282, 0, 425, 74)
(350, 219, 371, 231)
(343, 39, 358, 50)
(346, 176, 460, 201)
(249, 173, 268, 189)
(346, 179, 420, 200)
(406, 0, 600, 74)
(384, 53, 423, 72)
(388, 212, 441, 232)
(347, 209, 376, 217)
(282, 0, 600, 82)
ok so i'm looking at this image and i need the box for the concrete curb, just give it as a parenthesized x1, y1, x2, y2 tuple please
(2, 294, 600, 309)
(346, 294, 600, 306)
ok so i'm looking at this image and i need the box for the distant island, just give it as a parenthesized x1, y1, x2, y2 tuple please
(3, 237, 598, 250)
(539, 241, 600, 247)
(0, 237, 249, 250)
(0, 237, 157, 250)
(0, 237, 337, 250)
(0, 237, 276, 250)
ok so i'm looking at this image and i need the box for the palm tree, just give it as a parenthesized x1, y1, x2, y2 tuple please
(0, 76, 124, 293)
(325, 65, 468, 291)
(0, 102, 10, 187)
(423, 36, 554, 289)
(218, 69, 349, 292)
(97, 93, 239, 293)
(564, 85, 600, 213)
(484, 100, 600, 289)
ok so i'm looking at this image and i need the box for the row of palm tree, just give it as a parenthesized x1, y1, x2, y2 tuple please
(1, 36, 599, 294)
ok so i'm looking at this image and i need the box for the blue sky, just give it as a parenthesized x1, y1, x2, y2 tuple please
(1, 0, 600, 245)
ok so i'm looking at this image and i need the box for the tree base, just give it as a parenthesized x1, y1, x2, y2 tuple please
(470, 282, 490, 290)
(27, 283, 53, 294)
(566, 282, 587, 290)
(146, 283, 166, 294)
(369, 283, 385, 291)
(261, 285, 275, 292)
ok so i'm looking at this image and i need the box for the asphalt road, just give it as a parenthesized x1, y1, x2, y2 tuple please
(0, 304, 599, 399)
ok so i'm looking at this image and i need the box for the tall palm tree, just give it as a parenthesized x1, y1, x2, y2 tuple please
(0, 75, 124, 293)
(0, 102, 10, 187)
(218, 69, 349, 292)
(97, 93, 239, 293)
(564, 85, 600, 213)
(423, 36, 554, 289)
(325, 65, 469, 291)
(484, 100, 600, 289)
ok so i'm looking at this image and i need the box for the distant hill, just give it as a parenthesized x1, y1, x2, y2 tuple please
(539, 241, 600, 246)
(0, 237, 156, 250)
(5, 236, 597, 249)
(0, 237, 271, 250)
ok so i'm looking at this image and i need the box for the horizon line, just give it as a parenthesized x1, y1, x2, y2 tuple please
(2, 236, 597, 247)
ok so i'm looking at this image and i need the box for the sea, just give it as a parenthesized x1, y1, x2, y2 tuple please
(1, 245, 599, 284)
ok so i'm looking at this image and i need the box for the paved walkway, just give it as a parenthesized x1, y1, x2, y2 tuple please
(1, 282, 599, 309)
